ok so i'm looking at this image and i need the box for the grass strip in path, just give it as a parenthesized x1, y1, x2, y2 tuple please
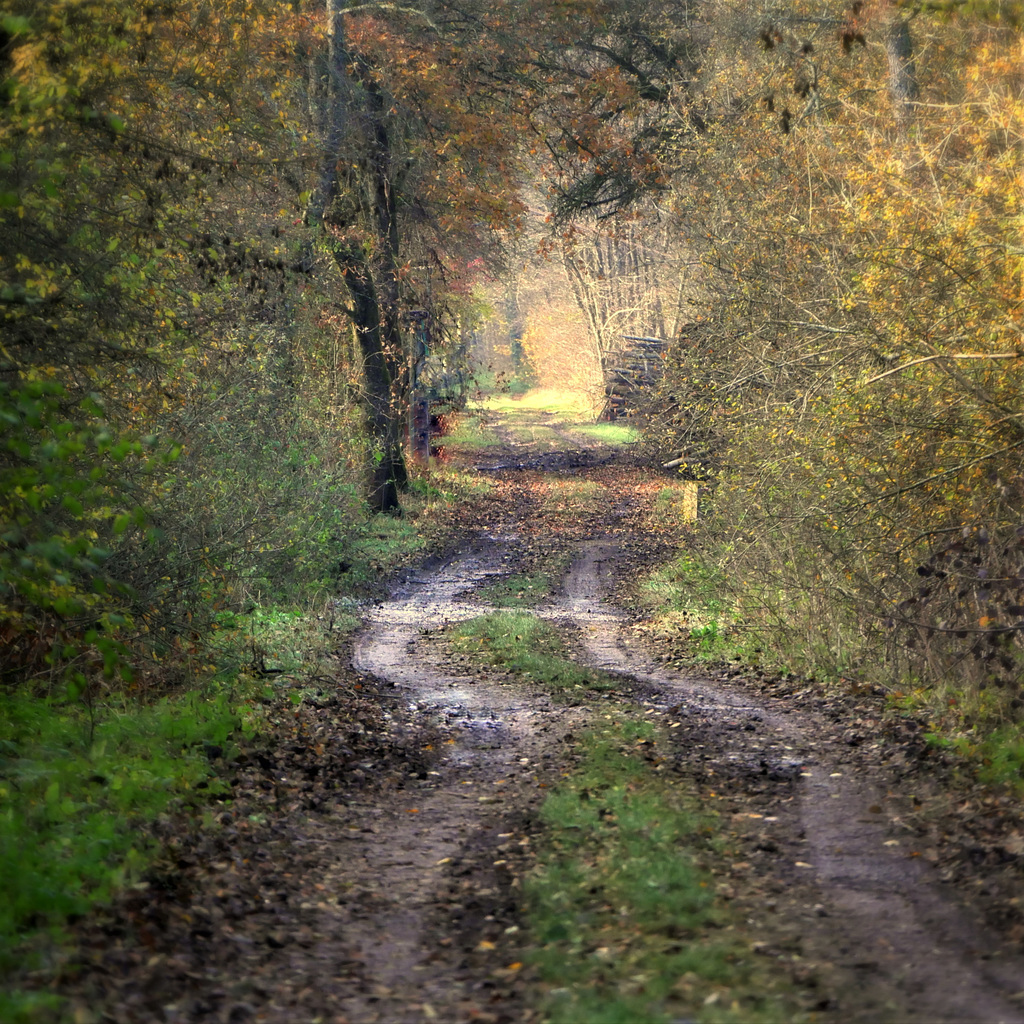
(448, 611, 616, 701)
(476, 572, 555, 609)
(524, 715, 805, 1024)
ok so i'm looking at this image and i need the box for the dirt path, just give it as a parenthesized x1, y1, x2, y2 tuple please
(338, 544, 575, 1023)
(562, 540, 1024, 1022)
(250, 499, 1023, 1023)
(57, 447, 1024, 1024)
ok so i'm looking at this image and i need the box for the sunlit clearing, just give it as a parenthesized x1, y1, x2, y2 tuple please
(471, 387, 601, 421)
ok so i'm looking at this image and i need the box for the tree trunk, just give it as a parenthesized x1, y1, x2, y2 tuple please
(334, 250, 405, 514)
(885, 15, 918, 131)
(306, 0, 409, 512)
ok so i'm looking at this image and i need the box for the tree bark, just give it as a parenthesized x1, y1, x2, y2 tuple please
(333, 251, 405, 513)
(885, 14, 918, 131)
(307, 0, 409, 513)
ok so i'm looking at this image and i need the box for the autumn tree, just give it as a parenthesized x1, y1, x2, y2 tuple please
(0, 0, 363, 688)
(645, 2, 1024, 694)
(302, 0, 541, 511)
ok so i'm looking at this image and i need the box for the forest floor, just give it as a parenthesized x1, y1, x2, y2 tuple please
(50, 394, 1024, 1024)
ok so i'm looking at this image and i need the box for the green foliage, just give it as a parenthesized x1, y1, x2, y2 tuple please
(0, 0, 364, 686)
(139, 337, 372, 616)
(525, 717, 800, 1023)
(0, 688, 239, 991)
(449, 611, 616, 699)
(639, 553, 728, 623)
(345, 513, 428, 587)
(689, 620, 723, 654)
(633, 10, 1024, 730)
(925, 723, 1024, 793)
(0, 381, 172, 689)
(0, 990, 64, 1024)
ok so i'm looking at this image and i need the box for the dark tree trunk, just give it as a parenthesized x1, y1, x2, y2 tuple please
(885, 15, 918, 131)
(306, 0, 409, 513)
(333, 250, 406, 514)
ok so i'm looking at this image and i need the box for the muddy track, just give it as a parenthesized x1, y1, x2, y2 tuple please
(563, 541, 1024, 1023)
(334, 532, 1024, 1024)
(336, 544, 583, 1023)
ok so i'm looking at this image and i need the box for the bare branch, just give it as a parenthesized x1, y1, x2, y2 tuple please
(862, 352, 1020, 385)
(339, 3, 439, 31)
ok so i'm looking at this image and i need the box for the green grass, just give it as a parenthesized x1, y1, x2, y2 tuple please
(525, 716, 803, 1024)
(209, 603, 362, 683)
(569, 422, 641, 445)
(409, 465, 494, 502)
(922, 720, 1024, 794)
(651, 482, 699, 526)
(639, 554, 729, 627)
(468, 370, 533, 397)
(448, 611, 616, 699)
(0, 689, 243, 1012)
(478, 572, 554, 608)
(471, 386, 598, 420)
(346, 512, 428, 583)
(441, 412, 502, 450)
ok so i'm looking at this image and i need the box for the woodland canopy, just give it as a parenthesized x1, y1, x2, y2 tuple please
(1, 0, 1022, 798)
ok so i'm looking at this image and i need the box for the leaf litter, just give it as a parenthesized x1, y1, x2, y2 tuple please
(35, 435, 1024, 1023)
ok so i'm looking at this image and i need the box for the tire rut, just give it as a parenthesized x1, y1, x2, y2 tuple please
(337, 542, 582, 1023)
(336, 530, 1024, 1024)
(559, 539, 1024, 1024)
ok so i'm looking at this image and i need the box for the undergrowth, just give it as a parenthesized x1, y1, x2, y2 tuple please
(641, 548, 1024, 794)
(0, 687, 248, 1015)
(0, 459, 492, 1020)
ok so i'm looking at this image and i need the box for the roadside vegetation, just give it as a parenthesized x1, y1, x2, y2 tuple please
(0, 691, 240, 1023)
(0, 458, 485, 1014)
